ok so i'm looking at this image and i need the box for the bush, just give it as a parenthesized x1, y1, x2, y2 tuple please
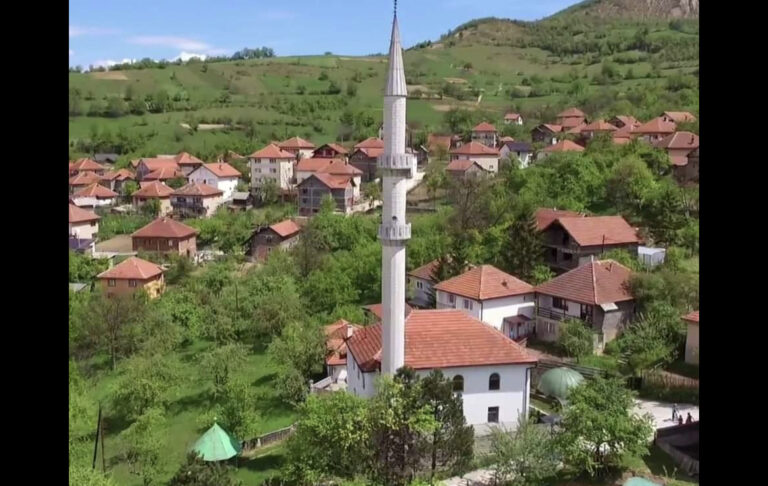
(638, 382, 698, 405)
(557, 319, 593, 358)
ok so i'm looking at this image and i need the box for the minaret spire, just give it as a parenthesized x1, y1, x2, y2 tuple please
(378, 4, 414, 376)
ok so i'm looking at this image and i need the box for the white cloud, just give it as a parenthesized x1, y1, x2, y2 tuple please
(173, 51, 207, 62)
(92, 58, 136, 70)
(128, 36, 211, 51)
(70, 25, 118, 37)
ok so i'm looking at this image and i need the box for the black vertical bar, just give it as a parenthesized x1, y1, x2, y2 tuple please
(92, 404, 102, 470)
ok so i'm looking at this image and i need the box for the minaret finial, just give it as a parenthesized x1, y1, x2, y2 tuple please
(394, 0, 397, 17)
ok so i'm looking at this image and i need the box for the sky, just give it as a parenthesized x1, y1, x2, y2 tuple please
(69, 0, 576, 68)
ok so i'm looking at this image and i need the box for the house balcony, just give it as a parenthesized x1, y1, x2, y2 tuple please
(172, 200, 205, 209)
(536, 307, 593, 325)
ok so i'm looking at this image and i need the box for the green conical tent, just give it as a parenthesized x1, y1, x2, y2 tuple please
(538, 367, 585, 402)
(190, 423, 242, 462)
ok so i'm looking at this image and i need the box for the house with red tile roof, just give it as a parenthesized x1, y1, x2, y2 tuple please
(633, 117, 677, 143)
(426, 134, 454, 154)
(581, 120, 618, 139)
(97, 256, 165, 299)
(345, 309, 537, 428)
(446, 159, 489, 181)
(295, 158, 363, 197)
(131, 217, 199, 257)
(504, 112, 523, 125)
(661, 111, 696, 124)
(172, 152, 205, 176)
(249, 143, 297, 192)
(534, 260, 635, 346)
(325, 319, 361, 381)
(170, 182, 224, 218)
(296, 172, 358, 216)
(100, 169, 135, 193)
(541, 215, 641, 272)
(135, 158, 183, 181)
(143, 166, 187, 183)
(71, 183, 119, 208)
(246, 218, 302, 262)
(608, 115, 640, 129)
(69, 204, 100, 240)
(278, 136, 316, 158)
(537, 139, 585, 160)
(407, 259, 442, 308)
(69, 171, 103, 193)
(354, 137, 385, 149)
(449, 141, 500, 174)
(433, 265, 536, 340)
(471, 122, 498, 148)
(683, 310, 699, 365)
(132, 181, 174, 216)
(349, 140, 385, 182)
(612, 124, 636, 145)
(362, 302, 413, 322)
(654, 131, 700, 183)
(531, 123, 562, 145)
(313, 143, 349, 159)
(555, 108, 587, 129)
(70, 158, 107, 176)
(188, 162, 241, 200)
(534, 208, 585, 231)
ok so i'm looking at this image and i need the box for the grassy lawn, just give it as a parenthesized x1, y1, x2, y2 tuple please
(234, 442, 288, 485)
(680, 256, 699, 275)
(84, 340, 295, 486)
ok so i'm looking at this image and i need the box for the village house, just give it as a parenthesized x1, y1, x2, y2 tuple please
(278, 136, 316, 159)
(608, 115, 640, 129)
(187, 162, 241, 200)
(446, 159, 489, 181)
(411, 145, 429, 167)
(654, 131, 700, 183)
(249, 143, 297, 192)
(681, 147, 699, 184)
(170, 182, 223, 218)
(449, 141, 500, 174)
(71, 183, 119, 208)
(297, 172, 357, 216)
(683, 310, 699, 365)
(612, 124, 635, 145)
(534, 208, 584, 231)
(660, 111, 696, 124)
(540, 215, 641, 272)
(69, 171, 103, 193)
(504, 112, 523, 125)
(535, 259, 635, 348)
(349, 137, 385, 182)
(69, 203, 100, 241)
(295, 158, 339, 185)
(100, 169, 135, 193)
(555, 107, 587, 130)
(96, 256, 165, 299)
(426, 134, 455, 155)
(407, 259, 440, 308)
(70, 158, 107, 176)
(471, 122, 498, 148)
(135, 158, 182, 181)
(346, 309, 537, 430)
(633, 117, 677, 143)
(537, 139, 585, 160)
(434, 265, 536, 341)
(171, 152, 205, 176)
(362, 302, 413, 322)
(143, 166, 186, 184)
(246, 219, 301, 261)
(131, 217, 199, 257)
(296, 158, 363, 197)
(325, 319, 361, 382)
(531, 124, 562, 145)
(313, 143, 349, 160)
(499, 141, 533, 168)
(581, 120, 618, 139)
(132, 181, 174, 216)
(228, 192, 254, 211)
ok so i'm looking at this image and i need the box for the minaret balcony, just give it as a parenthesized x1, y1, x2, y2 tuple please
(378, 153, 415, 176)
(378, 221, 411, 241)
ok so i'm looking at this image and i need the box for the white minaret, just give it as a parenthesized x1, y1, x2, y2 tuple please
(379, 4, 414, 376)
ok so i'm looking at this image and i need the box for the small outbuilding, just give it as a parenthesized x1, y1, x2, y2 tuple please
(537, 367, 585, 403)
(190, 423, 242, 462)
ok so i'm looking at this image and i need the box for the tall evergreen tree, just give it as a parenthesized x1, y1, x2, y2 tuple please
(501, 207, 544, 282)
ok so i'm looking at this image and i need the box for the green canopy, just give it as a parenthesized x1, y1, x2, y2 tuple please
(538, 367, 585, 401)
(190, 423, 242, 462)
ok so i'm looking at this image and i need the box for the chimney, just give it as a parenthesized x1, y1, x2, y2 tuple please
(346, 325, 355, 338)
(502, 280, 508, 287)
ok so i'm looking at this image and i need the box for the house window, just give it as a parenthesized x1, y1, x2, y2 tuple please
(490, 165, 494, 170)
(362, 373, 365, 390)
(254, 168, 261, 173)
(270, 168, 277, 174)
(448, 294, 455, 305)
(463, 299, 473, 310)
(129, 280, 137, 288)
(416, 281, 423, 289)
(107, 279, 116, 287)
(547, 322, 554, 333)
(552, 297, 566, 310)
(487, 406, 499, 423)
(452, 375, 464, 392)
(302, 198, 308, 204)
(168, 240, 174, 246)
(489, 373, 500, 391)
(90, 221, 97, 227)
(302, 188, 308, 194)
(563, 252, 573, 261)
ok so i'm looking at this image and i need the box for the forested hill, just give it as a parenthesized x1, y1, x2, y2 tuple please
(549, 0, 699, 20)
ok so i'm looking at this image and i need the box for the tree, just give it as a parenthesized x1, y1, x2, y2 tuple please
(291, 220, 330, 278)
(556, 377, 654, 477)
(418, 370, 474, 480)
(85, 292, 147, 370)
(201, 343, 249, 398)
(500, 207, 544, 282)
(530, 264, 555, 285)
(557, 319, 593, 359)
(257, 179, 280, 205)
(122, 180, 139, 196)
(613, 303, 686, 375)
(367, 370, 437, 486)
(320, 193, 337, 214)
(69, 251, 109, 282)
(169, 452, 242, 486)
(362, 181, 381, 203)
(140, 198, 161, 217)
(606, 156, 657, 215)
(122, 408, 167, 486)
(212, 379, 261, 439)
(284, 392, 371, 484)
(489, 418, 560, 486)
(268, 321, 326, 405)
(167, 177, 187, 189)
(112, 354, 182, 419)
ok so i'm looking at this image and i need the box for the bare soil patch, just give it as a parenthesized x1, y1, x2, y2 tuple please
(90, 71, 128, 80)
(443, 77, 468, 84)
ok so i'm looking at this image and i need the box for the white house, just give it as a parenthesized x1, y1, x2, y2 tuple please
(69, 203, 100, 240)
(188, 163, 241, 200)
(449, 142, 501, 174)
(249, 143, 296, 191)
(325, 319, 359, 382)
(71, 183, 118, 208)
(683, 311, 699, 365)
(278, 136, 316, 159)
(504, 112, 523, 125)
(499, 141, 534, 168)
(346, 309, 536, 431)
(407, 259, 440, 308)
(433, 265, 536, 340)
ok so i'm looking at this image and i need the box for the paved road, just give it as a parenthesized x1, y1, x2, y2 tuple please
(634, 398, 699, 429)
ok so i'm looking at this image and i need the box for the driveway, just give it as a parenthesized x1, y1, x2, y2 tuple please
(634, 399, 699, 429)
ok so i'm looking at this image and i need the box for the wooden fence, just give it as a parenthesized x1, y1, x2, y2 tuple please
(241, 424, 296, 452)
(640, 370, 699, 389)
